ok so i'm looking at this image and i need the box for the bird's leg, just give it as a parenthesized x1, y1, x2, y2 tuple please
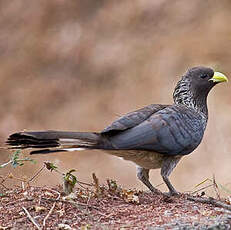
(136, 167, 160, 193)
(161, 156, 182, 196)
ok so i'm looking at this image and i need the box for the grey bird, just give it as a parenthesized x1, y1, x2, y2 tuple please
(6, 66, 228, 195)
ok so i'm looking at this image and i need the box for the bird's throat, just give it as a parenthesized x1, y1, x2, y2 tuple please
(173, 79, 208, 116)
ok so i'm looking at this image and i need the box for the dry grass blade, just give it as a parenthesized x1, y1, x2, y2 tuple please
(191, 184, 214, 195)
(194, 178, 210, 188)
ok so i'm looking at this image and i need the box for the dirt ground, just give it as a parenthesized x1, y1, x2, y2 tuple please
(1, 178, 231, 230)
(0, 0, 231, 194)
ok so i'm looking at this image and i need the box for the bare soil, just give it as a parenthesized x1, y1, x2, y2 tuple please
(1, 183, 230, 230)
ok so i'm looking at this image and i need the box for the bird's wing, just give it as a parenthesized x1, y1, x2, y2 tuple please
(101, 104, 168, 135)
(104, 105, 206, 156)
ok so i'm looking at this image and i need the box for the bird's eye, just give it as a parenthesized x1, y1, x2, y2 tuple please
(200, 74, 207, 79)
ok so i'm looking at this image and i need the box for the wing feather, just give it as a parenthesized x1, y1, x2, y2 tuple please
(101, 104, 168, 135)
(104, 105, 206, 156)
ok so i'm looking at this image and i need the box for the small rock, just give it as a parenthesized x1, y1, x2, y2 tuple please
(58, 223, 72, 230)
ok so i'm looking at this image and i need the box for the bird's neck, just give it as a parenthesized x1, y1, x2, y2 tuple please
(173, 78, 208, 117)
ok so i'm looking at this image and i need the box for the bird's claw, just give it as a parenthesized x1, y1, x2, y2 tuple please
(163, 190, 180, 197)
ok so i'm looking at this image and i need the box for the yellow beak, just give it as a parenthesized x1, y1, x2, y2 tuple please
(210, 72, 228, 83)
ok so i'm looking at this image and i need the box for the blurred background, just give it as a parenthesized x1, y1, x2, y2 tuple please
(0, 0, 230, 196)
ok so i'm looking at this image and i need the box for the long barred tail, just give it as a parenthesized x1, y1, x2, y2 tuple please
(6, 130, 102, 154)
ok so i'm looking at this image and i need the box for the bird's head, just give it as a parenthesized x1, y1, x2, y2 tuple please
(173, 66, 228, 114)
(186, 66, 228, 92)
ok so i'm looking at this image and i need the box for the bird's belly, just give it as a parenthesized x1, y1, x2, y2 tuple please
(103, 150, 165, 169)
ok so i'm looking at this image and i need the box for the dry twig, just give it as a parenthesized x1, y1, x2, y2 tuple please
(92, 173, 100, 196)
(28, 165, 46, 183)
(41, 197, 99, 210)
(212, 174, 221, 200)
(42, 190, 61, 227)
(43, 202, 56, 227)
(187, 196, 231, 211)
(22, 206, 41, 230)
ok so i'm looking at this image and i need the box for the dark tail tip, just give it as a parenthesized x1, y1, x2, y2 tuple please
(6, 132, 59, 149)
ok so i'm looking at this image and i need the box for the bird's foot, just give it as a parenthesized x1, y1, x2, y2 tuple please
(163, 190, 180, 197)
(154, 189, 163, 195)
(148, 187, 162, 195)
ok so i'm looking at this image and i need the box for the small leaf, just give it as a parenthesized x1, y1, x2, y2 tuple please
(121, 189, 140, 204)
(44, 162, 58, 171)
(8, 150, 36, 168)
(11, 150, 22, 168)
(63, 169, 77, 195)
(30, 159, 37, 164)
(107, 179, 118, 192)
(68, 169, 76, 174)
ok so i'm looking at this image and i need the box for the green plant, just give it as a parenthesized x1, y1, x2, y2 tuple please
(0, 150, 36, 168)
